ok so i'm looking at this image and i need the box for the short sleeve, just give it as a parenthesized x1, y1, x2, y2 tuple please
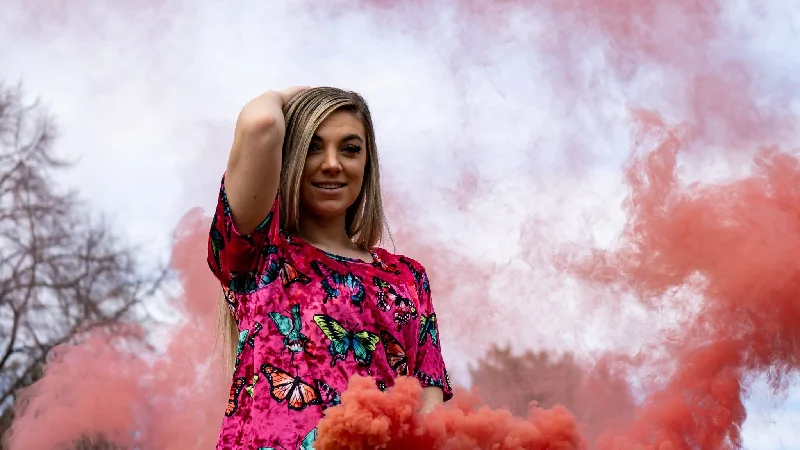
(411, 262, 453, 401)
(207, 174, 280, 317)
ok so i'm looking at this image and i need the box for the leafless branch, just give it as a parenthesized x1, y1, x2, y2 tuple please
(0, 83, 165, 440)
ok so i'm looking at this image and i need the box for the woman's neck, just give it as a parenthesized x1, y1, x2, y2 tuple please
(296, 214, 359, 254)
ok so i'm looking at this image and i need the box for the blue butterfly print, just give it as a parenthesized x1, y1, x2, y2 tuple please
(311, 261, 366, 311)
(268, 304, 310, 357)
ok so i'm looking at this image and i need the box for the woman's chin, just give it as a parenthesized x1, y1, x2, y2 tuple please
(304, 202, 351, 221)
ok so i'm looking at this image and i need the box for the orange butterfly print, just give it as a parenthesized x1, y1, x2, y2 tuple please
(380, 330, 409, 376)
(260, 364, 321, 411)
(225, 377, 246, 417)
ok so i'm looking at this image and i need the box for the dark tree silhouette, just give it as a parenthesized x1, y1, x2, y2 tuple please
(0, 84, 165, 446)
(470, 344, 636, 440)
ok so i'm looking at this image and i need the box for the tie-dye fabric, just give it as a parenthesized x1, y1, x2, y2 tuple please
(207, 175, 452, 449)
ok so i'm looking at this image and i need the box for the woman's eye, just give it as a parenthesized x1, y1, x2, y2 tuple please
(307, 144, 321, 154)
(343, 145, 362, 154)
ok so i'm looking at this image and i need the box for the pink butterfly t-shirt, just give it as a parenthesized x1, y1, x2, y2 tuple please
(207, 175, 452, 449)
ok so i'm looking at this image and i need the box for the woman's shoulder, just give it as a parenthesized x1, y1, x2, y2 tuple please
(372, 247, 427, 273)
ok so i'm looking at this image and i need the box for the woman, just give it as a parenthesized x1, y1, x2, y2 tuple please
(207, 86, 452, 449)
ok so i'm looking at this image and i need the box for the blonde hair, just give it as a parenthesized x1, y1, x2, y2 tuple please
(218, 87, 388, 372)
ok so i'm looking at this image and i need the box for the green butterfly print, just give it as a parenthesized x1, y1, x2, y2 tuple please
(419, 313, 439, 347)
(235, 323, 263, 366)
(236, 329, 248, 365)
(258, 427, 316, 450)
(210, 217, 225, 270)
(268, 304, 310, 355)
(313, 314, 379, 368)
(245, 374, 258, 398)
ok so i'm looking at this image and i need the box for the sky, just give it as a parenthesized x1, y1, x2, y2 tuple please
(2, 0, 800, 448)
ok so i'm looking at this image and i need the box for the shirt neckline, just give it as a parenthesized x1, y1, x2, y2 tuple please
(285, 232, 377, 264)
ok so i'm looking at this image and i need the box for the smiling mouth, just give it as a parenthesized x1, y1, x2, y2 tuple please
(312, 182, 346, 190)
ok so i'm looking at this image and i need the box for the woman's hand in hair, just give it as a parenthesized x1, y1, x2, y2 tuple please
(277, 86, 311, 107)
(225, 87, 308, 236)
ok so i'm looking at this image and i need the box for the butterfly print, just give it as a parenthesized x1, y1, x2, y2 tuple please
(315, 379, 341, 410)
(380, 330, 409, 376)
(222, 286, 239, 321)
(268, 304, 310, 356)
(313, 314, 379, 368)
(246, 375, 259, 398)
(228, 270, 259, 294)
(209, 216, 225, 270)
(236, 329, 248, 366)
(280, 230, 303, 247)
(371, 252, 400, 274)
(419, 313, 439, 347)
(260, 364, 321, 411)
(414, 370, 444, 389)
(225, 377, 246, 417)
(400, 257, 430, 294)
(376, 380, 387, 392)
(246, 322, 263, 348)
(258, 427, 317, 450)
(373, 277, 418, 330)
(311, 261, 366, 310)
(219, 187, 234, 241)
(262, 257, 311, 288)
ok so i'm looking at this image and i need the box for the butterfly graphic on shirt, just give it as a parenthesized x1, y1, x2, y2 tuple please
(380, 330, 409, 376)
(225, 376, 247, 417)
(219, 188, 234, 241)
(262, 256, 312, 288)
(444, 370, 452, 392)
(399, 257, 430, 295)
(260, 364, 321, 411)
(376, 380, 388, 392)
(234, 322, 262, 366)
(209, 216, 225, 271)
(268, 304, 311, 357)
(280, 230, 303, 247)
(258, 427, 317, 450)
(246, 375, 259, 398)
(370, 252, 401, 274)
(310, 261, 366, 311)
(247, 322, 263, 348)
(313, 314, 379, 369)
(228, 269, 259, 294)
(414, 370, 445, 389)
(373, 277, 418, 330)
(315, 379, 341, 410)
(236, 329, 248, 366)
(419, 313, 439, 348)
(221, 286, 239, 320)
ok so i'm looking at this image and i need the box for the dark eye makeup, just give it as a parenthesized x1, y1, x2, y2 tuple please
(306, 142, 363, 155)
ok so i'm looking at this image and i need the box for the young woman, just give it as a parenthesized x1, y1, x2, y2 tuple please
(207, 86, 452, 449)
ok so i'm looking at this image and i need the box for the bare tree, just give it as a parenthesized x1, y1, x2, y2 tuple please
(0, 84, 165, 443)
(470, 344, 636, 440)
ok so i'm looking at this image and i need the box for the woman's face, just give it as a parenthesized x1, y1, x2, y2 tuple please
(300, 109, 367, 223)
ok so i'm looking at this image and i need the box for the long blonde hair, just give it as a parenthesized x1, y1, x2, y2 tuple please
(217, 87, 388, 372)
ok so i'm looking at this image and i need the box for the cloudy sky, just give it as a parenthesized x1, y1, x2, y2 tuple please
(3, 0, 800, 448)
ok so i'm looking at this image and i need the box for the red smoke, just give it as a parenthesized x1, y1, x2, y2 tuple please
(314, 375, 585, 450)
(3, 209, 229, 449)
(4, 0, 799, 449)
(581, 111, 800, 449)
(311, 109, 800, 449)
